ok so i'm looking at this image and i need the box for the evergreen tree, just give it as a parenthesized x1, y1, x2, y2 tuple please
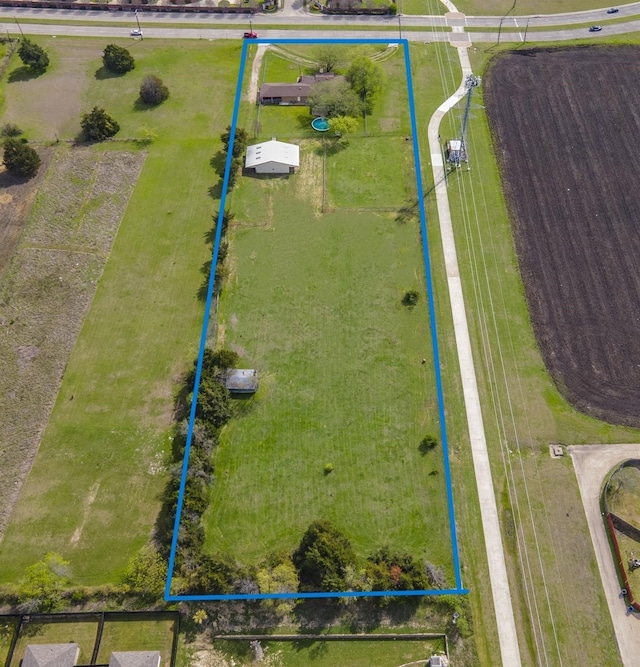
(18, 38, 49, 73)
(3, 138, 40, 178)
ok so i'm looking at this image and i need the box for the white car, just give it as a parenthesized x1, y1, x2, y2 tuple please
(130, 29, 142, 37)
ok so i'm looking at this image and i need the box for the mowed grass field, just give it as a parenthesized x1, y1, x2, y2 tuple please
(0, 37, 241, 583)
(201, 46, 454, 574)
(212, 637, 444, 666)
(425, 43, 640, 665)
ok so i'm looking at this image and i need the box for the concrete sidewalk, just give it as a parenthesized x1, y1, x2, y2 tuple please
(426, 43, 522, 667)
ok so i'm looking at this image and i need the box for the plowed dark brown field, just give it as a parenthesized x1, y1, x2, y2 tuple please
(485, 46, 640, 427)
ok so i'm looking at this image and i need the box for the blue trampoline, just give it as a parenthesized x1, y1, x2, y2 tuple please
(311, 117, 330, 132)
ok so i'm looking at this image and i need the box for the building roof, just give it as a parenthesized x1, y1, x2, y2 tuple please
(245, 140, 300, 169)
(225, 369, 259, 393)
(108, 652, 161, 667)
(23, 644, 80, 667)
(259, 82, 312, 99)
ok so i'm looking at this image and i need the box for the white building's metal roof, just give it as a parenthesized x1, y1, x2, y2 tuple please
(245, 139, 300, 169)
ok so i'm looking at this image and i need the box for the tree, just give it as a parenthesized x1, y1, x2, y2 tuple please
(139, 74, 169, 105)
(18, 38, 49, 73)
(366, 546, 429, 592)
(1, 123, 23, 138)
(195, 375, 231, 430)
(19, 553, 70, 612)
(419, 434, 438, 454)
(81, 107, 120, 142)
(293, 520, 357, 591)
(3, 138, 40, 178)
(308, 78, 362, 119)
(187, 554, 238, 594)
(348, 56, 385, 114)
(402, 289, 419, 307)
(314, 45, 342, 73)
(329, 115, 359, 137)
(102, 44, 135, 74)
(220, 125, 248, 159)
(122, 545, 168, 598)
(256, 558, 299, 615)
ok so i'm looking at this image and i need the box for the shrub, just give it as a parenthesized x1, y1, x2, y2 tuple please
(366, 546, 429, 592)
(324, 463, 334, 475)
(209, 348, 239, 371)
(102, 44, 135, 74)
(122, 545, 167, 598)
(139, 74, 169, 105)
(2, 138, 40, 178)
(80, 107, 120, 142)
(293, 519, 356, 591)
(195, 375, 231, 430)
(18, 38, 49, 73)
(18, 553, 70, 612)
(419, 434, 438, 454)
(1, 123, 23, 137)
(402, 290, 419, 307)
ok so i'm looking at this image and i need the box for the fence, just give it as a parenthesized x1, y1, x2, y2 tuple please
(1, 611, 179, 667)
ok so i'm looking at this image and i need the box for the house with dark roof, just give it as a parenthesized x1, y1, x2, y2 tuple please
(108, 652, 161, 667)
(258, 73, 343, 105)
(23, 644, 80, 667)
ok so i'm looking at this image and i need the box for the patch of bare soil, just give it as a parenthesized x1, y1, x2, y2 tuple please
(0, 145, 145, 538)
(485, 46, 640, 427)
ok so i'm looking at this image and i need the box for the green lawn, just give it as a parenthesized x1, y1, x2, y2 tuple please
(434, 41, 640, 666)
(9, 620, 98, 667)
(97, 619, 176, 664)
(203, 105, 451, 574)
(213, 637, 445, 666)
(0, 39, 241, 584)
(454, 0, 623, 15)
(0, 618, 18, 667)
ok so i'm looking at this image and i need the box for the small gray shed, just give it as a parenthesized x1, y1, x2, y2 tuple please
(225, 369, 258, 394)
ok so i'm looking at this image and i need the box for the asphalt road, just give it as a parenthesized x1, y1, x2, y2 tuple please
(2, 3, 640, 44)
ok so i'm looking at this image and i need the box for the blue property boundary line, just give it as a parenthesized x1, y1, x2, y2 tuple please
(165, 38, 467, 602)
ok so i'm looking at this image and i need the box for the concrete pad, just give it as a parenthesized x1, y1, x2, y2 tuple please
(570, 444, 640, 666)
(445, 12, 466, 27)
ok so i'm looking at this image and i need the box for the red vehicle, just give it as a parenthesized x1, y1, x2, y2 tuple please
(243, 31, 258, 39)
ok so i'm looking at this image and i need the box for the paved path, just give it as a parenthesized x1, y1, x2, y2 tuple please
(570, 444, 640, 666)
(426, 44, 521, 667)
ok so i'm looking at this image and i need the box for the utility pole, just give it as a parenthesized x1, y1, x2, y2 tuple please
(497, 16, 504, 45)
(14, 16, 24, 38)
(398, 13, 402, 40)
(135, 9, 143, 40)
(456, 74, 481, 168)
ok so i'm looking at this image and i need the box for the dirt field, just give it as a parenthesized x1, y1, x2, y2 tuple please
(484, 46, 640, 428)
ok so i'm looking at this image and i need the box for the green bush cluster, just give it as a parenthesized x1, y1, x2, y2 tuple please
(291, 520, 434, 598)
(157, 347, 249, 594)
(139, 74, 169, 106)
(18, 38, 49, 73)
(102, 44, 135, 74)
(2, 136, 40, 178)
(216, 125, 248, 190)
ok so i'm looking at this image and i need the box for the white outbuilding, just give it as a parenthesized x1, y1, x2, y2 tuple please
(245, 139, 300, 174)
